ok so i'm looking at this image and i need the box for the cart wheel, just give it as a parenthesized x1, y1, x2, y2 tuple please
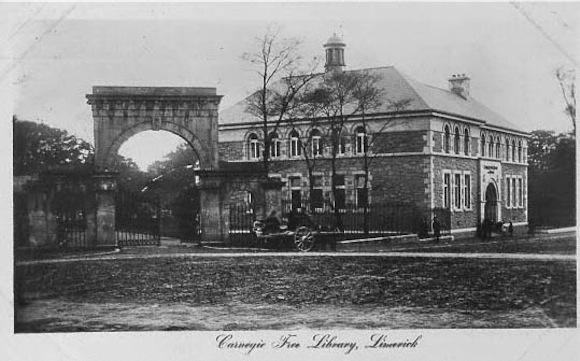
(294, 226, 314, 252)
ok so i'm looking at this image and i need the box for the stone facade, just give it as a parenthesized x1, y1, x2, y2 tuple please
(218, 36, 529, 236)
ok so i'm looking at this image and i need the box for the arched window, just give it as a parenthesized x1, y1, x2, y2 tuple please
(289, 130, 301, 157)
(464, 128, 470, 156)
(505, 138, 510, 161)
(511, 139, 516, 162)
(269, 132, 280, 158)
(454, 127, 460, 154)
(481, 133, 486, 157)
(488, 136, 494, 158)
(495, 137, 500, 158)
(355, 126, 368, 154)
(518, 140, 523, 163)
(311, 129, 322, 156)
(248, 133, 260, 160)
(444, 125, 451, 153)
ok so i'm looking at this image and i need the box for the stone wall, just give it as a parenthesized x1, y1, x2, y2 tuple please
(219, 141, 244, 162)
(371, 131, 427, 153)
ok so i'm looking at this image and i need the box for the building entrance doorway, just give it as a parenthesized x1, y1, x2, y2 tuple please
(484, 183, 498, 222)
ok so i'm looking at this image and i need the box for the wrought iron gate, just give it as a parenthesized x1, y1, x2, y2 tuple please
(115, 189, 160, 246)
(52, 186, 89, 248)
(229, 202, 255, 243)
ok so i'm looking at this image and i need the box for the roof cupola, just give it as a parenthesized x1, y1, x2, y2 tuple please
(324, 33, 346, 73)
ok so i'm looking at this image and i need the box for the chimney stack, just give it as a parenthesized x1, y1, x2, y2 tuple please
(448, 74, 470, 98)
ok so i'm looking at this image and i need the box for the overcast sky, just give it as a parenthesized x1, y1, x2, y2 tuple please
(4, 2, 578, 170)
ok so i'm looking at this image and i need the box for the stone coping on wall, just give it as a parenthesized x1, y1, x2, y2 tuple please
(91, 86, 218, 97)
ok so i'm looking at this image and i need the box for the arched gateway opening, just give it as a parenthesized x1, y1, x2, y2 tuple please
(87, 86, 220, 170)
(484, 183, 498, 222)
(86, 86, 282, 246)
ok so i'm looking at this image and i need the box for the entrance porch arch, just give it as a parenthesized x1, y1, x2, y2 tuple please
(484, 182, 498, 222)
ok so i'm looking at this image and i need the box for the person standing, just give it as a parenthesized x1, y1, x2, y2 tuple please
(432, 215, 441, 242)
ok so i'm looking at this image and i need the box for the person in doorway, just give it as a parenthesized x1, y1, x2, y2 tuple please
(432, 215, 441, 242)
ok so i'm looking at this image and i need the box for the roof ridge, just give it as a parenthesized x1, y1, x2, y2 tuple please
(344, 65, 395, 73)
(391, 68, 432, 110)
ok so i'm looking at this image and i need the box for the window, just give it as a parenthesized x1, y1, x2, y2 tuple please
(443, 173, 451, 208)
(481, 134, 486, 157)
(454, 173, 461, 209)
(518, 178, 523, 207)
(289, 176, 302, 210)
(511, 139, 516, 162)
(506, 139, 510, 161)
(495, 137, 500, 158)
(248, 133, 260, 160)
(333, 175, 346, 210)
(289, 130, 301, 157)
(506, 177, 511, 208)
(464, 174, 471, 209)
(311, 129, 322, 157)
(464, 128, 470, 155)
(311, 176, 324, 210)
(269, 132, 280, 158)
(488, 136, 494, 158)
(518, 141, 522, 163)
(454, 127, 460, 154)
(444, 125, 451, 153)
(512, 178, 517, 207)
(355, 127, 368, 154)
(355, 175, 368, 209)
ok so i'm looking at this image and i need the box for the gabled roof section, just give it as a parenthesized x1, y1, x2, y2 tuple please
(220, 66, 525, 133)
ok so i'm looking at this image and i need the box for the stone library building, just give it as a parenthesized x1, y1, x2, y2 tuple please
(219, 35, 529, 237)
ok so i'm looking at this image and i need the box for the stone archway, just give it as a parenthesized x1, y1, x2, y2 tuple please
(86, 86, 222, 171)
(85, 86, 283, 245)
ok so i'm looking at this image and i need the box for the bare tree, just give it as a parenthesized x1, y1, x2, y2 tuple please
(301, 70, 386, 230)
(286, 111, 325, 214)
(243, 28, 318, 173)
(358, 97, 413, 233)
(556, 67, 576, 134)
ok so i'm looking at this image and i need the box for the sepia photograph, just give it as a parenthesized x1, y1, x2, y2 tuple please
(3, 1, 577, 360)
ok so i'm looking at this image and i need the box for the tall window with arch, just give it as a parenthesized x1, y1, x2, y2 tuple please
(289, 130, 301, 157)
(444, 125, 451, 153)
(269, 132, 280, 158)
(488, 136, 494, 158)
(495, 137, 500, 158)
(481, 133, 486, 157)
(505, 138, 510, 161)
(454, 127, 460, 154)
(511, 139, 516, 161)
(518, 141, 523, 163)
(248, 133, 260, 160)
(464, 128, 470, 156)
(311, 129, 323, 157)
(355, 126, 368, 154)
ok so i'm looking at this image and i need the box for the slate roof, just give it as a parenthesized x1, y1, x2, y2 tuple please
(220, 66, 525, 133)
